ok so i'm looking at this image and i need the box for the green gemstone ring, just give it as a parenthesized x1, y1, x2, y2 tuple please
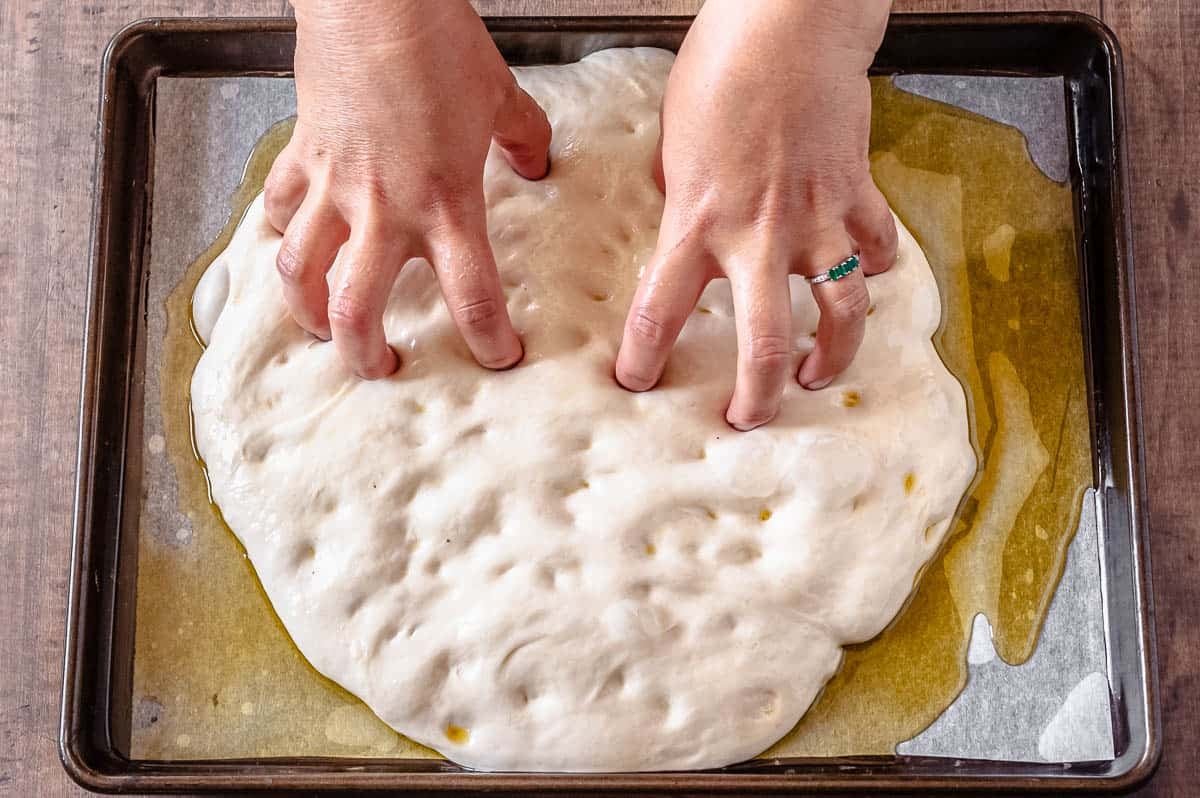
(806, 254, 860, 286)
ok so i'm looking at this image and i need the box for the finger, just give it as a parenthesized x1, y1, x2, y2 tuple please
(725, 264, 794, 431)
(327, 230, 402, 380)
(614, 236, 711, 392)
(845, 181, 897, 276)
(428, 206, 523, 370)
(492, 81, 552, 180)
(263, 140, 309, 233)
(798, 267, 870, 390)
(275, 198, 347, 340)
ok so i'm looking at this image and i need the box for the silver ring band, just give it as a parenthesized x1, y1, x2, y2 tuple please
(806, 254, 860, 286)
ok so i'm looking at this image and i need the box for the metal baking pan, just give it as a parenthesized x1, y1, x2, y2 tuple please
(63, 13, 1158, 793)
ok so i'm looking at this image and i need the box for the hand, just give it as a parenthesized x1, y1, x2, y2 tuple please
(615, 0, 897, 430)
(264, 0, 551, 378)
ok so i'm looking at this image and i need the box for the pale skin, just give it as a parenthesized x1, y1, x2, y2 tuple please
(266, 0, 897, 431)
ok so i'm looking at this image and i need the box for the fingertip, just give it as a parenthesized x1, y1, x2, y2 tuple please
(797, 345, 837, 391)
(354, 345, 400, 381)
(804, 265, 868, 391)
(725, 408, 775, 432)
(614, 319, 671, 392)
(531, 153, 552, 181)
(482, 333, 524, 371)
(448, 294, 525, 370)
(861, 218, 898, 276)
(500, 142, 551, 181)
(847, 184, 898, 276)
(494, 86, 553, 181)
(430, 217, 530, 372)
(614, 340, 655, 391)
(725, 265, 793, 435)
(800, 370, 834, 392)
(614, 293, 701, 394)
(614, 359, 660, 393)
(725, 385, 783, 431)
(326, 244, 401, 381)
(522, 153, 553, 182)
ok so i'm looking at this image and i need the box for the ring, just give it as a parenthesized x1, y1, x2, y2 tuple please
(806, 254, 860, 286)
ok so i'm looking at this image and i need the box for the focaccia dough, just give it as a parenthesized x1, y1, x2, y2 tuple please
(191, 47, 975, 771)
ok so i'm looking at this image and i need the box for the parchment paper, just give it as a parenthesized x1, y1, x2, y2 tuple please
(137, 73, 1112, 764)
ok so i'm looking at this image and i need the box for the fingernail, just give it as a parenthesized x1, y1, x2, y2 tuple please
(487, 342, 524, 371)
(725, 411, 766, 432)
(803, 376, 833, 391)
(615, 373, 655, 393)
(614, 362, 660, 393)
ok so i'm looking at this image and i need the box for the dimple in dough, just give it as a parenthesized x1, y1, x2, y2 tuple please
(191, 47, 976, 772)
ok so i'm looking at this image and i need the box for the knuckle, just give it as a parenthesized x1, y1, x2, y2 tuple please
(628, 309, 671, 347)
(522, 105, 552, 145)
(743, 334, 792, 376)
(498, 77, 527, 109)
(857, 184, 895, 234)
(422, 173, 471, 217)
(860, 213, 897, 252)
(327, 292, 374, 337)
(797, 172, 851, 222)
(263, 165, 290, 203)
(533, 107, 552, 142)
(452, 296, 502, 333)
(263, 175, 283, 207)
(675, 190, 725, 234)
(827, 286, 871, 324)
(498, 80, 550, 132)
(360, 172, 393, 208)
(275, 241, 306, 283)
(881, 219, 899, 251)
(264, 158, 302, 205)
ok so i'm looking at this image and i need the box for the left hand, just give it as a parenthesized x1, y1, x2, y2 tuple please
(264, 0, 551, 379)
(614, 0, 897, 430)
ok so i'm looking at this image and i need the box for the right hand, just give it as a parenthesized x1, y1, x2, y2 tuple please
(265, 0, 552, 378)
(614, 0, 895, 430)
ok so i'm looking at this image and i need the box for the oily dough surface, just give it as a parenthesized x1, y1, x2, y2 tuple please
(190, 48, 975, 772)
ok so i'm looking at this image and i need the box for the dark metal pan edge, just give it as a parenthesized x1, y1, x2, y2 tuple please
(63, 11, 1158, 793)
(1089, 13, 1163, 792)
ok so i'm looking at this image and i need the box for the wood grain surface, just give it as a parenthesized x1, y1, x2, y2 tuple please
(0, 1, 1194, 795)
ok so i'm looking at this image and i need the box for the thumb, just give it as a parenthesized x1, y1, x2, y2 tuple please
(492, 80, 552, 180)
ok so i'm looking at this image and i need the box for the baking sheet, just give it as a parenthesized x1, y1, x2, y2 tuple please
(136, 73, 1112, 764)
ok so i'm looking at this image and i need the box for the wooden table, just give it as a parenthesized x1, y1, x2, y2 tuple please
(1, 1, 1194, 795)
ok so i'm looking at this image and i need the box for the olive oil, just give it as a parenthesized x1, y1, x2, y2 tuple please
(138, 76, 1089, 761)
(766, 79, 1089, 756)
(137, 118, 436, 760)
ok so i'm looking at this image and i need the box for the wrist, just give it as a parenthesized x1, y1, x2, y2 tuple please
(292, 0, 462, 49)
(701, 0, 890, 72)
